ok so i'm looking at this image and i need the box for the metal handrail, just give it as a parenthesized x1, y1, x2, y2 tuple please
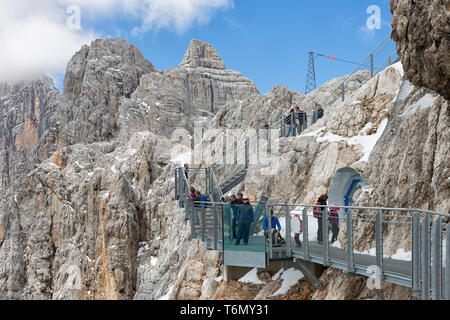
(209, 167, 225, 202)
(184, 195, 450, 300)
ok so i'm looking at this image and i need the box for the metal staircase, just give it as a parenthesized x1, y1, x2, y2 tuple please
(219, 169, 248, 195)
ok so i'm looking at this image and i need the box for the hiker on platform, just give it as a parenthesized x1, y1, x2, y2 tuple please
(235, 198, 254, 246)
(284, 109, 296, 137)
(230, 194, 241, 239)
(329, 206, 340, 244)
(236, 192, 244, 204)
(293, 214, 303, 247)
(189, 190, 207, 225)
(295, 106, 307, 135)
(314, 194, 328, 244)
(189, 187, 196, 199)
(262, 210, 282, 245)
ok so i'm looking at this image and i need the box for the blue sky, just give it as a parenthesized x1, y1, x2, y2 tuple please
(5, 0, 393, 94)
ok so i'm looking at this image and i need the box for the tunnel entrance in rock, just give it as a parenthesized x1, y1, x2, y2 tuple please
(328, 167, 365, 223)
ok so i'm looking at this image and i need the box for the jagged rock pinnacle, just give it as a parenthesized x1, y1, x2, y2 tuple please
(179, 39, 226, 69)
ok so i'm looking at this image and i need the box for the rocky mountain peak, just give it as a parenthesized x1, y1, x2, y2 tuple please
(179, 39, 226, 69)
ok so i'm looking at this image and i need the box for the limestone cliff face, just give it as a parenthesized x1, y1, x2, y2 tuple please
(0, 30, 448, 301)
(0, 38, 259, 300)
(45, 38, 155, 148)
(390, 0, 450, 99)
(0, 76, 59, 191)
(117, 40, 259, 139)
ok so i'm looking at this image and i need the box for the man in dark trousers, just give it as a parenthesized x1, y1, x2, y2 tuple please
(314, 194, 328, 245)
(235, 198, 254, 246)
(230, 195, 240, 239)
(295, 106, 307, 134)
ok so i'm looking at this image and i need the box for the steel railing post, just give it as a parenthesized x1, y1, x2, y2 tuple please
(205, 167, 209, 195)
(189, 201, 196, 238)
(445, 225, 450, 300)
(268, 206, 273, 260)
(412, 212, 421, 296)
(303, 208, 310, 261)
(421, 215, 430, 300)
(175, 168, 179, 200)
(286, 206, 292, 258)
(376, 210, 384, 274)
(213, 204, 218, 251)
(347, 209, 355, 273)
(341, 83, 345, 102)
(245, 139, 249, 169)
(292, 113, 296, 137)
(178, 169, 184, 207)
(323, 207, 330, 266)
(201, 205, 206, 243)
(431, 217, 442, 300)
(370, 53, 374, 77)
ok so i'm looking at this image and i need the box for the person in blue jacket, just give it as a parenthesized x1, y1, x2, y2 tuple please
(263, 210, 282, 244)
(235, 198, 254, 246)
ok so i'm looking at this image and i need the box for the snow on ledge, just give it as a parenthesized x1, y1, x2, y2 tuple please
(238, 268, 266, 285)
(271, 268, 304, 296)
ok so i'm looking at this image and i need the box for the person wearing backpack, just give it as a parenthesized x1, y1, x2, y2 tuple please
(313, 194, 328, 244)
(329, 206, 340, 244)
(190, 191, 206, 225)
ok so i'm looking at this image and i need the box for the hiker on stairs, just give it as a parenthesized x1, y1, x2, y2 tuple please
(284, 109, 296, 138)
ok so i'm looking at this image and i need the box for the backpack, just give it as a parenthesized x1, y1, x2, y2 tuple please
(199, 195, 208, 208)
(313, 202, 321, 217)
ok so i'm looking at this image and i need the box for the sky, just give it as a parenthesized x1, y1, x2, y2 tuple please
(0, 0, 395, 95)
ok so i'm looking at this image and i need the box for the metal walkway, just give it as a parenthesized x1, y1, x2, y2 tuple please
(175, 167, 450, 300)
(172, 33, 447, 300)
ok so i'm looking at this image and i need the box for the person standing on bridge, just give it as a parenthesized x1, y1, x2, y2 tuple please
(314, 194, 328, 245)
(235, 197, 254, 246)
(230, 194, 241, 239)
(329, 206, 340, 244)
(284, 109, 295, 137)
(295, 106, 307, 135)
(183, 163, 189, 180)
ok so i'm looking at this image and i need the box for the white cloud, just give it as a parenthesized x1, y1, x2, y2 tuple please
(0, 0, 233, 82)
